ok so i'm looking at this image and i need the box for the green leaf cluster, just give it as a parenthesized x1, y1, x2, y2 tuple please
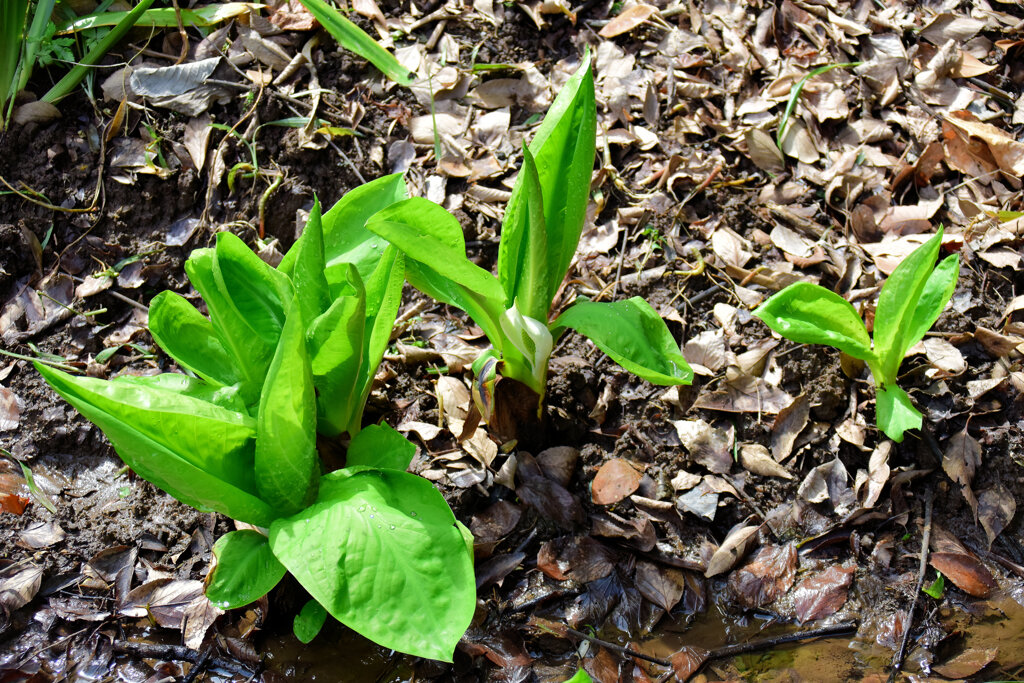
(365, 53, 693, 412)
(36, 174, 474, 662)
(753, 229, 959, 442)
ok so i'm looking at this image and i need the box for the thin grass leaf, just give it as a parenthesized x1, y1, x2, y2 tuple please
(1, 0, 29, 127)
(776, 62, 859, 148)
(55, 2, 256, 32)
(14, 0, 55, 95)
(296, 0, 414, 86)
(42, 0, 155, 104)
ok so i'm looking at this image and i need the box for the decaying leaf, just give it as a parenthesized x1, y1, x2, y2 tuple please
(932, 647, 999, 679)
(977, 485, 1015, 549)
(728, 543, 797, 608)
(942, 429, 981, 518)
(537, 535, 616, 583)
(705, 524, 760, 577)
(670, 646, 710, 682)
(793, 563, 855, 623)
(929, 527, 998, 598)
(635, 560, 686, 612)
(672, 419, 733, 474)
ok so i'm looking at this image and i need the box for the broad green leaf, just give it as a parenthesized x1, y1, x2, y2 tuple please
(903, 254, 959, 358)
(498, 146, 550, 321)
(280, 174, 407, 285)
(307, 265, 366, 438)
(874, 230, 944, 382)
(753, 282, 874, 361)
(527, 53, 596, 291)
(367, 198, 506, 345)
(256, 302, 319, 516)
(213, 232, 292, 346)
(553, 297, 694, 385)
(875, 384, 921, 443)
(205, 530, 286, 609)
(185, 248, 274, 402)
(269, 467, 475, 662)
(294, 599, 328, 643)
(148, 291, 241, 388)
(113, 373, 247, 413)
(367, 198, 506, 303)
(290, 198, 331, 326)
(295, 0, 414, 86)
(353, 246, 405, 432)
(347, 423, 415, 470)
(35, 363, 275, 526)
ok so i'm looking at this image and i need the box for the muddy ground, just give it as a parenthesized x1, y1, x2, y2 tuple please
(2, 1, 1024, 681)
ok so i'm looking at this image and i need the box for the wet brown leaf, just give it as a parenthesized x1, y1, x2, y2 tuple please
(17, 521, 65, 550)
(929, 528, 998, 598)
(932, 648, 998, 679)
(584, 647, 620, 683)
(591, 511, 656, 552)
(537, 536, 616, 583)
(0, 566, 43, 612)
(517, 475, 584, 529)
(728, 543, 798, 609)
(670, 646, 710, 681)
(470, 500, 522, 556)
(977, 485, 1015, 549)
(592, 458, 643, 505)
(793, 563, 855, 623)
(537, 446, 579, 487)
(635, 560, 686, 612)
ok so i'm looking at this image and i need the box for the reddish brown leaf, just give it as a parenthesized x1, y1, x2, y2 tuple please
(728, 543, 798, 609)
(670, 646, 710, 681)
(929, 528, 998, 598)
(470, 500, 522, 556)
(537, 446, 579, 487)
(459, 628, 532, 668)
(584, 647, 621, 683)
(591, 458, 643, 505)
(537, 536, 616, 583)
(793, 563, 856, 623)
(932, 647, 998, 679)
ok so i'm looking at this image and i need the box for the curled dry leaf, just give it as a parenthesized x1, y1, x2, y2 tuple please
(598, 3, 658, 38)
(771, 393, 809, 461)
(793, 563, 856, 623)
(592, 458, 643, 505)
(943, 113, 1024, 179)
(705, 524, 760, 577)
(672, 419, 733, 474)
(739, 443, 793, 480)
(727, 543, 798, 609)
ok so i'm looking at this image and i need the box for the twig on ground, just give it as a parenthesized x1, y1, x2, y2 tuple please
(112, 641, 257, 679)
(888, 486, 934, 682)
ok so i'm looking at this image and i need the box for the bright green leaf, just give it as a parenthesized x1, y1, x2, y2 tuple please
(903, 253, 959, 358)
(875, 384, 922, 443)
(35, 363, 275, 526)
(527, 51, 596, 291)
(753, 282, 874, 361)
(269, 467, 475, 662)
(148, 291, 242, 388)
(256, 301, 319, 515)
(112, 373, 246, 413)
(874, 230, 944, 382)
(553, 298, 693, 385)
(290, 198, 331, 326)
(922, 572, 945, 599)
(498, 145, 549, 321)
(212, 231, 292, 346)
(563, 670, 594, 683)
(205, 530, 286, 609)
(294, 599, 328, 643)
(57, 2, 256, 31)
(346, 423, 415, 470)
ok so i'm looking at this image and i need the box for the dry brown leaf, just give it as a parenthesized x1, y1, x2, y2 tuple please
(0, 385, 22, 431)
(705, 524, 759, 577)
(711, 228, 753, 269)
(944, 113, 1024, 178)
(744, 128, 785, 174)
(739, 444, 793, 480)
(942, 429, 981, 518)
(635, 560, 686, 612)
(771, 394, 809, 461)
(977, 485, 1016, 549)
(599, 3, 658, 38)
(672, 419, 733, 474)
(592, 458, 643, 505)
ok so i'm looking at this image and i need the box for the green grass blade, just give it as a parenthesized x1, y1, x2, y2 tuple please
(15, 0, 56, 94)
(295, 0, 414, 86)
(776, 62, 859, 148)
(1, 0, 30, 126)
(42, 0, 155, 104)
(55, 2, 255, 32)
